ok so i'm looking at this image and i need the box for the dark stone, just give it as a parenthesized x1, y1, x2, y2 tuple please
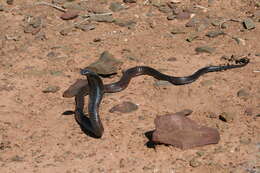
(63, 79, 88, 98)
(152, 113, 220, 149)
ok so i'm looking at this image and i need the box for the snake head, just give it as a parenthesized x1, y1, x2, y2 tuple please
(80, 69, 97, 76)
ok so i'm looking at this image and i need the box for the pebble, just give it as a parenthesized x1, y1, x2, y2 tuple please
(186, 32, 199, 42)
(75, 23, 96, 31)
(244, 108, 253, 116)
(195, 46, 215, 54)
(114, 19, 136, 28)
(6, 0, 14, 5)
(89, 15, 114, 23)
(63, 2, 84, 11)
(237, 89, 250, 100)
(109, 101, 138, 113)
(0, 5, 4, 11)
(42, 85, 60, 93)
(158, 4, 172, 13)
(200, 80, 213, 86)
(219, 112, 234, 123)
(206, 30, 225, 38)
(123, 0, 136, 3)
(190, 158, 201, 167)
(239, 137, 251, 145)
(176, 11, 191, 20)
(170, 27, 187, 34)
(109, 2, 124, 12)
(154, 80, 172, 86)
(10, 155, 24, 162)
(243, 18, 255, 30)
(60, 10, 79, 20)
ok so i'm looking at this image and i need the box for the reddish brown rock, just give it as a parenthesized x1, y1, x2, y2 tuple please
(152, 113, 220, 149)
(60, 10, 79, 20)
(63, 79, 88, 98)
(109, 101, 138, 113)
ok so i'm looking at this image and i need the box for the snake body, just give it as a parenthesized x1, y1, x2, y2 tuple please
(64, 58, 249, 138)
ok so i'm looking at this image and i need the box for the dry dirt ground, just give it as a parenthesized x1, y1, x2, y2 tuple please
(0, 0, 260, 172)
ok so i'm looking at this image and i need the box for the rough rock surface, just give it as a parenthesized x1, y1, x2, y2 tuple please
(152, 114, 220, 149)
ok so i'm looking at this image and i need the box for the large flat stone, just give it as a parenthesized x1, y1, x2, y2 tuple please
(152, 113, 220, 149)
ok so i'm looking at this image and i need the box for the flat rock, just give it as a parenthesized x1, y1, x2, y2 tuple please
(152, 113, 220, 149)
(109, 101, 138, 113)
(63, 79, 88, 98)
(60, 10, 79, 20)
(85, 51, 123, 75)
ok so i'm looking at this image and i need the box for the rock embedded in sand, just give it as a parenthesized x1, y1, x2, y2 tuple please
(85, 51, 123, 75)
(60, 10, 79, 20)
(109, 101, 138, 113)
(152, 113, 220, 149)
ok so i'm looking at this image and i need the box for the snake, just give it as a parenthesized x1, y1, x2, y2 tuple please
(63, 58, 249, 138)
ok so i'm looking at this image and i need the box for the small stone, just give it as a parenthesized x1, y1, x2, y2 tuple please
(195, 46, 215, 54)
(201, 80, 214, 86)
(109, 2, 124, 12)
(244, 108, 253, 116)
(154, 80, 172, 86)
(170, 27, 186, 34)
(219, 112, 234, 123)
(93, 38, 101, 42)
(60, 28, 73, 36)
(10, 155, 23, 162)
(152, 113, 220, 149)
(89, 14, 114, 23)
(114, 19, 136, 28)
(85, 51, 123, 75)
(255, 53, 260, 56)
(186, 32, 199, 42)
(243, 18, 255, 30)
(157, 4, 172, 13)
(206, 30, 225, 38)
(167, 57, 177, 61)
(60, 10, 79, 20)
(185, 18, 200, 27)
(0, 5, 5, 11)
(190, 158, 201, 167)
(123, 0, 136, 3)
(6, 0, 14, 5)
(237, 89, 250, 100)
(196, 151, 205, 157)
(239, 137, 251, 145)
(167, 15, 176, 20)
(75, 23, 96, 31)
(42, 85, 60, 93)
(176, 11, 191, 20)
(63, 2, 84, 11)
(109, 101, 138, 113)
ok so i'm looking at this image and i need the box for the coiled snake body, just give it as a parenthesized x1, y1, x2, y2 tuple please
(63, 58, 249, 138)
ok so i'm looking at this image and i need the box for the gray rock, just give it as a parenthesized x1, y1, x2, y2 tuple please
(75, 23, 96, 31)
(190, 158, 201, 167)
(6, 0, 14, 5)
(206, 30, 225, 38)
(171, 27, 187, 34)
(89, 14, 114, 23)
(186, 32, 199, 42)
(109, 101, 138, 113)
(243, 18, 255, 30)
(195, 46, 215, 54)
(154, 80, 172, 86)
(176, 12, 191, 20)
(0, 5, 5, 11)
(152, 113, 220, 149)
(42, 85, 60, 93)
(63, 2, 84, 11)
(237, 89, 250, 100)
(114, 19, 136, 28)
(123, 0, 136, 3)
(109, 2, 124, 12)
(86, 51, 123, 75)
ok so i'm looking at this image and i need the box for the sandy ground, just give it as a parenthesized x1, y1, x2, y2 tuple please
(0, 0, 259, 172)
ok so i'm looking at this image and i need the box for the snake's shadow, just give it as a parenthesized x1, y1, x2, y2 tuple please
(62, 110, 101, 138)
